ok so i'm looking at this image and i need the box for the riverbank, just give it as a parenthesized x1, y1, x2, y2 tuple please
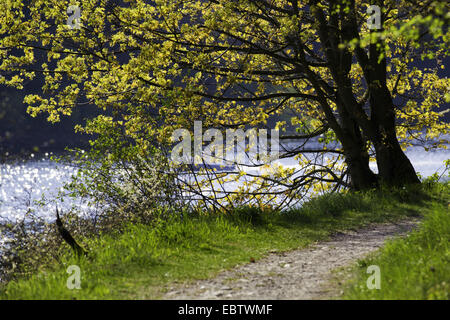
(0, 182, 448, 299)
(1, 146, 448, 224)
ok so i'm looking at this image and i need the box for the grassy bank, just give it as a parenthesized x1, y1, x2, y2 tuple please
(0, 183, 448, 299)
(342, 200, 449, 299)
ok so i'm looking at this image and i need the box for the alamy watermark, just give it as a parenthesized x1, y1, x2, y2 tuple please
(67, 5, 81, 30)
(366, 265, 381, 289)
(367, 5, 382, 30)
(66, 265, 81, 290)
(170, 121, 279, 165)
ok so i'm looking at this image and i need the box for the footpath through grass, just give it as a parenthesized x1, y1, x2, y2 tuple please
(0, 183, 448, 299)
(342, 197, 449, 299)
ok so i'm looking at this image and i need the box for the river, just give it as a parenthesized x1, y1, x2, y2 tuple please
(0, 145, 448, 223)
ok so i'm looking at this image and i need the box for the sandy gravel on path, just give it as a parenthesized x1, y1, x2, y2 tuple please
(163, 218, 419, 300)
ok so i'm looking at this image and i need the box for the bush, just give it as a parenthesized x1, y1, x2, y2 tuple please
(0, 211, 94, 283)
(63, 122, 185, 226)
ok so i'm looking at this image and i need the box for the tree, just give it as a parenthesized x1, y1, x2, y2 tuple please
(1, 0, 448, 208)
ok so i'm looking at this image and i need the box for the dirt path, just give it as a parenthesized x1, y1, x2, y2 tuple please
(163, 218, 419, 300)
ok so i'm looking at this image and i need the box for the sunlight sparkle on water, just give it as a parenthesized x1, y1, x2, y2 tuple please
(0, 159, 88, 222)
(0, 145, 448, 222)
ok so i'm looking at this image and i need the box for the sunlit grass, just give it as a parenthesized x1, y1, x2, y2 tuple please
(342, 202, 449, 300)
(1, 183, 447, 299)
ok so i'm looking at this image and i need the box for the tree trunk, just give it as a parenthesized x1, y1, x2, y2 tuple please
(332, 98, 378, 190)
(338, 123, 378, 190)
(344, 144, 378, 190)
(373, 133, 420, 186)
(369, 86, 421, 186)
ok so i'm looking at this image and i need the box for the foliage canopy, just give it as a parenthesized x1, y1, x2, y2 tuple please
(1, 0, 449, 209)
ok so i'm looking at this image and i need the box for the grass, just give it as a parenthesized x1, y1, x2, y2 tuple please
(0, 183, 448, 299)
(342, 201, 449, 299)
